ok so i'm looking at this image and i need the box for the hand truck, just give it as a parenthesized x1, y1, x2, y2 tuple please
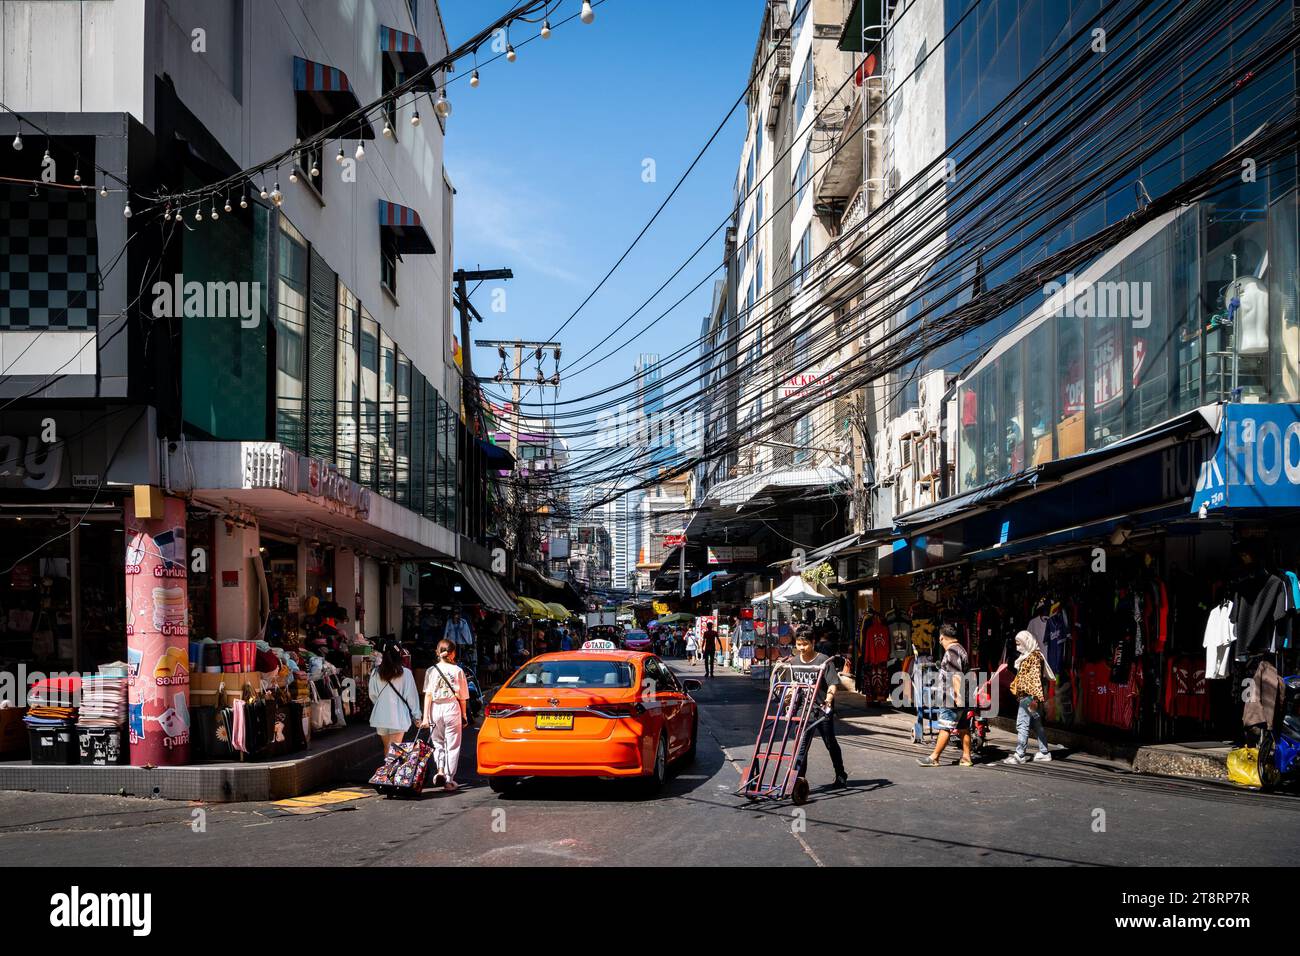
(738, 663, 832, 806)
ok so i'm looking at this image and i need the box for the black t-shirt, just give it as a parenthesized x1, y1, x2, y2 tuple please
(1231, 573, 1288, 655)
(702, 629, 718, 652)
(777, 652, 841, 699)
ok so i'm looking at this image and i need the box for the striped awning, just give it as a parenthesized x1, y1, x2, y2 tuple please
(454, 561, 515, 615)
(292, 56, 375, 139)
(378, 200, 435, 254)
(379, 24, 435, 90)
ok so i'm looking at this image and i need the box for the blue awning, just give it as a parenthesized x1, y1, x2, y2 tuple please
(691, 572, 722, 597)
(478, 437, 514, 470)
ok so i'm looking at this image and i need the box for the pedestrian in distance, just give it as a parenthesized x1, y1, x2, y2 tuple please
(685, 628, 700, 664)
(917, 624, 975, 768)
(368, 642, 422, 754)
(421, 639, 471, 791)
(1003, 629, 1054, 764)
(779, 626, 849, 789)
(701, 622, 719, 678)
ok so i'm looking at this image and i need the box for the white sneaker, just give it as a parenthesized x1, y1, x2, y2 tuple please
(1002, 753, 1027, 765)
(1033, 752, 1053, 762)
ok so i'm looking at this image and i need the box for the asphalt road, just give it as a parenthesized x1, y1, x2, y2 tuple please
(1, 661, 1297, 867)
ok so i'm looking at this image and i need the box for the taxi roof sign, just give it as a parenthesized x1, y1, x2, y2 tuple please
(581, 639, 617, 651)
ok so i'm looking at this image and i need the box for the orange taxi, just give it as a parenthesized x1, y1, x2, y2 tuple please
(477, 641, 700, 793)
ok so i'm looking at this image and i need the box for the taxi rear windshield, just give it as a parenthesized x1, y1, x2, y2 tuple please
(509, 660, 635, 689)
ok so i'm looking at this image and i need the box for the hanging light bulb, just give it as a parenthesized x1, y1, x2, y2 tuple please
(506, 43, 517, 62)
(224, 196, 232, 213)
(411, 108, 422, 127)
(73, 167, 81, 183)
(163, 206, 172, 221)
(355, 141, 365, 161)
(239, 192, 248, 209)
(210, 202, 219, 221)
(12, 131, 22, 150)
(310, 161, 319, 178)
(42, 148, 50, 163)
(271, 182, 282, 205)
(434, 89, 451, 119)
(580, 0, 595, 24)
(122, 201, 132, 218)
(470, 69, 480, 88)
(194, 206, 203, 222)
(540, 18, 552, 39)
(99, 184, 109, 198)
(259, 183, 269, 199)
(336, 144, 345, 164)
(289, 167, 299, 184)
(382, 117, 393, 138)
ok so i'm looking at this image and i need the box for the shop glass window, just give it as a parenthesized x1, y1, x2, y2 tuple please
(957, 380, 977, 492)
(1088, 309, 1124, 450)
(1126, 227, 1172, 435)
(998, 343, 1024, 476)
(1172, 207, 1204, 416)
(359, 309, 379, 488)
(975, 365, 1000, 485)
(275, 216, 309, 452)
(335, 281, 359, 480)
(1057, 316, 1084, 457)
(379, 330, 397, 496)
(1025, 323, 1052, 466)
(1268, 189, 1300, 402)
(424, 381, 440, 524)
(396, 352, 411, 507)
(410, 368, 426, 514)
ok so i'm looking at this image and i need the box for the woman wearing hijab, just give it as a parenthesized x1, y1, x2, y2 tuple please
(368, 643, 421, 753)
(1004, 629, 1053, 765)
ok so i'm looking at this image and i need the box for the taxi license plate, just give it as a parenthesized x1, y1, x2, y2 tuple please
(535, 713, 574, 730)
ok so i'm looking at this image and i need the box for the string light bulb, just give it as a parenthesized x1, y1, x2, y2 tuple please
(239, 192, 248, 209)
(506, 43, 517, 62)
(581, 0, 595, 24)
(12, 131, 22, 150)
(310, 161, 319, 178)
(355, 141, 365, 161)
(99, 184, 109, 198)
(259, 184, 269, 199)
(434, 89, 451, 119)
(289, 166, 299, 184)
(73, 166, 81, 183)
(470, 69, 480, 88)
(271, 182, 282, 205)
(382, 118, 393, 139)
(224, 197, 232, 213)
(336, 144, 345, 164)
(42, 148, 50, 163)
(411, 108, 422, 127)
(194, 206, 203, 222)
(210, 202, 219, 221)
(122, 201, 132, 218)
(540, 18, 552, 38)
(163, 206, 172, 221)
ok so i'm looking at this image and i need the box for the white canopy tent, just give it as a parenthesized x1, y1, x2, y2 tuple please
(770, 575, 835, 604)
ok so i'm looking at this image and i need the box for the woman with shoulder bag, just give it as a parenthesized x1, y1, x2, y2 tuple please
(368, 643, 421, 752)
(421, 639, 470, 791)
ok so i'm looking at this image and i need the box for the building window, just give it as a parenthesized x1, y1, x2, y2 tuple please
(275, 216, 309, 451)
(294, 122, 324, 201)
(335, 281, 359, 480)
(396, 352, 411, 506)
(359, 309, 379, 487)
(381, 233, 399, 298)
(793, 150, 810, 209)
(795, 54, 813, 128)
(791, 225, 811, 293)
(379, 330, 397, 495)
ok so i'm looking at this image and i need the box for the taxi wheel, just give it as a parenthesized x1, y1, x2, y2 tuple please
(642, 734, 668, 794)
(488, 776, 518, 794)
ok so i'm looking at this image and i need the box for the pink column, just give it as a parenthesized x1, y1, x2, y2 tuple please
(125, 496, 191, 766)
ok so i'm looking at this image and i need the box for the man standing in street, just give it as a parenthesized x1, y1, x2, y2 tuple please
(917, 624, 974, 768)
(780, 626, 849, 790)
(444, 608, 475, 666)
(701, 622, 719, 678)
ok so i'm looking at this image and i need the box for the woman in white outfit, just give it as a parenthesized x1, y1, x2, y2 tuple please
(685, 630, 700, 664)
(421, 639, 470, 791)
(368, 643, 421, 752)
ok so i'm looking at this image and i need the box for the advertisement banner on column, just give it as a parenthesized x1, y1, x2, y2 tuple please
(125, 496, 191, 766)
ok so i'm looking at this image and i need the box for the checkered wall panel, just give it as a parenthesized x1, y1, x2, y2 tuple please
(0, 186, 98, 330)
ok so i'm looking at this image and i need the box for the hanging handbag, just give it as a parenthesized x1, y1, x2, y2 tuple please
(308, 679, 332, 731)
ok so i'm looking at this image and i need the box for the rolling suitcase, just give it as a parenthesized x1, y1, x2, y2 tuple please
(369, 728, 434, 798)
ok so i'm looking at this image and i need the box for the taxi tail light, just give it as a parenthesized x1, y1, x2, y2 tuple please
(599, 703, 647, 717)
(486, 702, 515, 717)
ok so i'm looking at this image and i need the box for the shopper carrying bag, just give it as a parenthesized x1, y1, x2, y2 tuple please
(421, 639, 470, 792)
(368, 643, 422, 753)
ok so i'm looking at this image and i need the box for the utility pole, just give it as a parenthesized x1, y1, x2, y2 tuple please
(452, 267, 513, 431)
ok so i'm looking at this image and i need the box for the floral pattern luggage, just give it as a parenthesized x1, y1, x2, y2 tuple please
(369, 729, 434, 797)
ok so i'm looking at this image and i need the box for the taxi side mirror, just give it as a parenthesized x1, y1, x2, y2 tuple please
(682, 679, 702, 693)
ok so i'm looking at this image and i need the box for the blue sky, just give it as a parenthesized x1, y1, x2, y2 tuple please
(439, 0, 760, 450)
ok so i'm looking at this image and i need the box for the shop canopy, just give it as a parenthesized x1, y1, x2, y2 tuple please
(771, 575, 835, 604)
(516, 596, 548, 619)
(658, 612, 695, 625)
(543, 602, 570, 621)
(454, 561, 515, 615)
